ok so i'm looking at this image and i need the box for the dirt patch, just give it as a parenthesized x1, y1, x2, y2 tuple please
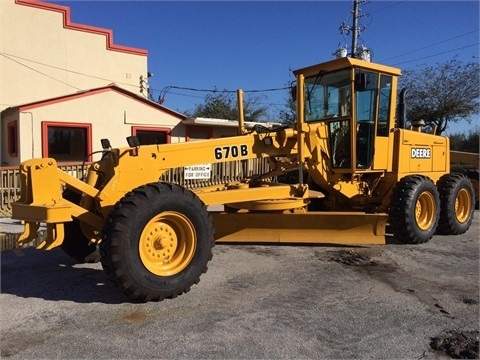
(120, 311, 147, 322)
(327, 249, 378, 267)
(239, 245, 283, 257)
(430, 330, 479, 359)
(462, 297, 479, 305)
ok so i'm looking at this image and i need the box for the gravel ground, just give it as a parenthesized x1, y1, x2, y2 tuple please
(1, 212, 478, 359)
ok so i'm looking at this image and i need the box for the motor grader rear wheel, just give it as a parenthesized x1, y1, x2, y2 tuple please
(436, 173, 475, 235)
(389, 175, 440, 244)
(100, 182, 214, 302)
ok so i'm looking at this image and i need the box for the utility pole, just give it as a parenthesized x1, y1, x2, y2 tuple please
(351, 0, 360, 58)
(338, 0, 369, 59)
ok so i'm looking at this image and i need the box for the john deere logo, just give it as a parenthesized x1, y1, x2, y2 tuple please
(411, 148, 431, 159)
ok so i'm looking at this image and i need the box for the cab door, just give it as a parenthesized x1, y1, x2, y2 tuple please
(354, 70, 394, 170)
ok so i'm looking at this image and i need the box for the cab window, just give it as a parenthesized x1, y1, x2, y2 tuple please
(377, 75, 392, 136)
(304, 69, 351, 122)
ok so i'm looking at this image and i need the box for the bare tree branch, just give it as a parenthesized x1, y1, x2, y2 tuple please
(399, 59, 480, 134)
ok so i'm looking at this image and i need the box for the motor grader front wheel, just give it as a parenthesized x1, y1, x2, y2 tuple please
(436, 173, 475, 235)
(389, 175, 440, 244)
(100, 182, 214, 302)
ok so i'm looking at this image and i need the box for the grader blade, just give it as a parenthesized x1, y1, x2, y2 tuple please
(212, 212, 388, 245)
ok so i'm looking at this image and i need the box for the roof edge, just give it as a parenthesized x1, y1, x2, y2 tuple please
(1, 85, 186, 120)
(16, 0, 148, 56)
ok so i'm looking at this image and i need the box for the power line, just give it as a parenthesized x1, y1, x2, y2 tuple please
(0, 51, 140, 90)
(1, 50, 290, 108)
(161, 90, 206, 100)
(154, 85, 290, 104)
(391, 43, 479, 66)
(381, 30, 478, 62)
(166, 90, 285, 107)
(340, 1, 477, 65)
(3, 51, 290, 97)
(1, 52, 83, 91)
(154, 85, 289, 94)
(368, 1, 406, 14)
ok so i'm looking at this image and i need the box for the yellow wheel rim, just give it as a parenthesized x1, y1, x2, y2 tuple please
(139, 212, 196, 276)
(454, 188, 471, 223)
(415, 191, 435, 230)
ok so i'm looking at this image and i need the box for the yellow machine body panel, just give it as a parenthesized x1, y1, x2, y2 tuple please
(393, 129, 450, 180)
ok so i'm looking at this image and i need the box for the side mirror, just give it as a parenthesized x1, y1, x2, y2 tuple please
(126, 136, 141, 147)
(100, 138, 111, 150)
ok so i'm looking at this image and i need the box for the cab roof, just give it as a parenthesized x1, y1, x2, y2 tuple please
(293, 57, 402, 77)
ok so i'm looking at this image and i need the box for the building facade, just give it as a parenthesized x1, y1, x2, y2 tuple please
(0, 0, 239, 166)
(1, 85, 190, 165)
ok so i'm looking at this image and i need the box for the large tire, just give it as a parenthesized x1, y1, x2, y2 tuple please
(436, 173, 475, 235)
(389, 175, 440, 244)
(60, 189, 101, 263)
(100, 182, 215, 302)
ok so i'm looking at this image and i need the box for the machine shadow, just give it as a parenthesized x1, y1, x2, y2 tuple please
(1, 231, 405, 304)
(0, 247, 132, 304)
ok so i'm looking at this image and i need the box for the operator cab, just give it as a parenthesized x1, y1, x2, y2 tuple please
(293, 57, 401, 172)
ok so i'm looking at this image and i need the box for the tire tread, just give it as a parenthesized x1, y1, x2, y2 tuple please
(389, 175, 440, 244)
(100, 182, 214, 302)
(436, 173, 475, 235)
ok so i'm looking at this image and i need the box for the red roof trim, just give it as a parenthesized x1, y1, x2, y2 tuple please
(17, 85, 186, 119)
(19, 88, 111, 111)
(15, 0, 148, 56)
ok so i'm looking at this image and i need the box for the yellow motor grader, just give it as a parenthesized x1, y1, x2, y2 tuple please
(12, 57, 475, 301)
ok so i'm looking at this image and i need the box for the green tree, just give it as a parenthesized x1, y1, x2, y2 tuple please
(189, 91, 269, 122)
(399, 59, 480, 135)
(449, 127, 480, 153)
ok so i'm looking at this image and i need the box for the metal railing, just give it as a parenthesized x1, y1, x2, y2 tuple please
(1, 165, 21, 217)
(0, 159, 271, 218)
(0, 163, 85, 217)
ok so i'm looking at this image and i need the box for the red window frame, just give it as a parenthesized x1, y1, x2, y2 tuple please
(186, 126, 213, 141)
(132, 126, 171, 144)
(41, 121, 92, 162)
(7, 120, 18, 157)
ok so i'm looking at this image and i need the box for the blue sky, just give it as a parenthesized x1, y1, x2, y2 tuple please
(49, 1, 479, 133)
